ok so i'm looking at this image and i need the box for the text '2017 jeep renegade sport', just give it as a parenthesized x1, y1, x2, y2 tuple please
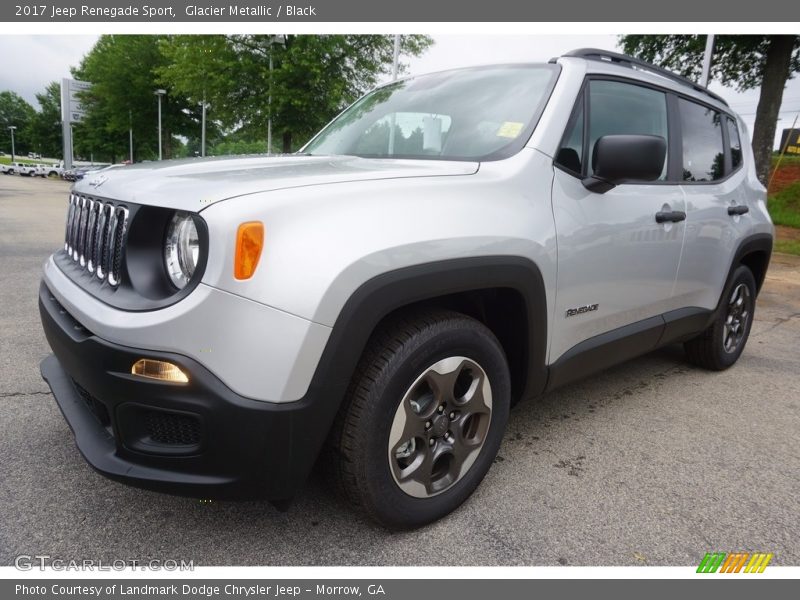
(39, 49, 773, 529)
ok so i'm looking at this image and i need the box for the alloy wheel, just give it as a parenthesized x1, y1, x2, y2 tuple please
(388, 356, 492, 498)
(723, 282, 751, 354)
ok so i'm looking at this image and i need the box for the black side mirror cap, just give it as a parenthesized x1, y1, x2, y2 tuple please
(582, 134, 667, 193)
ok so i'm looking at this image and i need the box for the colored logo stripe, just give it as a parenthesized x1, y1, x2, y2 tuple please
(745, 553, 773, 573)
(697, 552, 726, 573)
(720, 553, 749, 573)
(697, 552, 773, 573)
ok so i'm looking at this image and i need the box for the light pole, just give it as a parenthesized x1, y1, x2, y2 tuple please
(200, 96, 206, 157)
(129, 109, 133, 163)
(392, 34, 401, 80)
(267, 34, 286, 155)
(388, 35, 401, 155)
(154, 89, 166, 160)
(8, 125, 17, 162)
(700, 34, 715, 88)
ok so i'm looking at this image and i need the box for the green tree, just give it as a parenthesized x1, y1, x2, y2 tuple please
(0, 91, 35, 157)
(620, 35, 800, 186)
(73, 35, 198, 162)
(29, 82, 63, 159)
(159, 34, 433, 153)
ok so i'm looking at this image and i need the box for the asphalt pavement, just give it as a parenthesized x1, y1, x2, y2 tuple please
(1, 174, 798, 566)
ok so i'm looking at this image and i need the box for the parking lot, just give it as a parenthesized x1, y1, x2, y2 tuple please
(1, 174, 798, 566)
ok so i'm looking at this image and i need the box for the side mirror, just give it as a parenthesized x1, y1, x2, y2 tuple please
(582, 134, 667, 193)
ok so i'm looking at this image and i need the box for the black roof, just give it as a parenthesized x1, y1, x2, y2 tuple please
(556, 48, 728, 106)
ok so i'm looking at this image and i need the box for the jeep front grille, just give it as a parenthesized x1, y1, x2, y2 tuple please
(64, 194, 129, 287)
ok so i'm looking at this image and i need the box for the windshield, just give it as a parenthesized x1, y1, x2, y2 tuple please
(302, 64, 559, 161)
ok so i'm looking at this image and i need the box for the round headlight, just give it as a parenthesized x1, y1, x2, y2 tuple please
(164, 212, 200, 289)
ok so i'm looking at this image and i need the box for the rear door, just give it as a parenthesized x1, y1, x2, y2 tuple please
(549, 78, 686, 363)
(673, 102, 748, 311)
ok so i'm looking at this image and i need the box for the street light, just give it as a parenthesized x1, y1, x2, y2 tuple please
(267, 35, 286, 155)
(200, 98, 207, 158)
(8, 126, 17, 162)
(388, 35, 401, 155)
(154, 89, 166, 160)
(700, 34, 715, 88)
(392, 34, 401, 80)
(129, 109, 133, 163)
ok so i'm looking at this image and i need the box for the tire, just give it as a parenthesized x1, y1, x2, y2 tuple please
(684, 265, 757, 370)
(330, 308, 511, 529)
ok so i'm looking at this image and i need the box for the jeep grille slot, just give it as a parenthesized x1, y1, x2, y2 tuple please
(64, 194, 129, 287)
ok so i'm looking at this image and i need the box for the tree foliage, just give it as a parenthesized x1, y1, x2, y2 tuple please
(72, 35, 199, 162)
(620, 35, 800, 91)
(28, 82, 62, 158)
(620, 35, 800, 185)
(2, 35, 432, 163)
(0, 90, 35, 156)
(158, 34, 433, 152)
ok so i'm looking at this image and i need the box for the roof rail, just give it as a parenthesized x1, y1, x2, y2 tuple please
(556, 48, 728, 106)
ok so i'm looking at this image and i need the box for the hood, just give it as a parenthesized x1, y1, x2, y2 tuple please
(72, 155, 479, 212)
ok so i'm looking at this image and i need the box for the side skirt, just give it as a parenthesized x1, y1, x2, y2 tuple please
(545, 307, 711, 392)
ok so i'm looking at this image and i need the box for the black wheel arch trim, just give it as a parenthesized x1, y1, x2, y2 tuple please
(307, 254, 549, 417)
(704, 232, 772, 328)
(724, 232, 773, 297)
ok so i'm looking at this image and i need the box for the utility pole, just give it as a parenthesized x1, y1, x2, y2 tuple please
(266, 34, 286, 155)
(268, 50, 273, 155)
(700, 34, 715, 88)
(201, 95, 207, 157)
(392, 34, 400, 80)
(129, 109, 133, 163)
(154, 89, 166, 160)
(8, 126, 16, 162)
(388, 35, 401, 156)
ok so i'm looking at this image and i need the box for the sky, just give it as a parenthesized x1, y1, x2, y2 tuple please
(0, 34, 798, 147)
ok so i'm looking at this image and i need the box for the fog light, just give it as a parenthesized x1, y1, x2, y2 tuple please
(131, 359, 189, 383)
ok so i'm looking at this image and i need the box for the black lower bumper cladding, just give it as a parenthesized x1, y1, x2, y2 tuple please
(38, 281, 327, 503)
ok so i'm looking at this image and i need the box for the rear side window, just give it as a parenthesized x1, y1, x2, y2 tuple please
(727, 116, 743, 171)
(679, 99, 724, 182)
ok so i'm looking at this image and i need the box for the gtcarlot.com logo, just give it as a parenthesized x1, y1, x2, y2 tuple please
(697, 552, 773, 573)
(14, 555, 194, 571)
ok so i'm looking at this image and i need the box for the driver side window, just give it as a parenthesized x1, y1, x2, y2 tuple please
(556, 79, 669, 180)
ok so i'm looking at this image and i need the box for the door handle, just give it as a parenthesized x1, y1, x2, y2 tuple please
(655, 210, 686, 224)
(727, 205, 750, 216)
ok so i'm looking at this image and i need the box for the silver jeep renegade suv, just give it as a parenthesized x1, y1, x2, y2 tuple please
(39, 49, 773, 529)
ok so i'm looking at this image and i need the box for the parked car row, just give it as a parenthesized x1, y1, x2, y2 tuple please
(0, 162, 112, 180)
(0, 162, 58, 177)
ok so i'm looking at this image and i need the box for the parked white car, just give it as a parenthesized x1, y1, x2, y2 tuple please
(42, 163, 65, 178)
(10, 162, 40, 176)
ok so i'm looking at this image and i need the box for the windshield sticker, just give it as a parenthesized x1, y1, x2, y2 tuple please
(496, 121, 524, 138)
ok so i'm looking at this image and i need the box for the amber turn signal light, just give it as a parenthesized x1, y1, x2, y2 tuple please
(234, 222, 264, 280)
(131, 359, 189, 383)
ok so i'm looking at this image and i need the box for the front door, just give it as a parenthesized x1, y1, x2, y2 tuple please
(549, 78, 686, 363)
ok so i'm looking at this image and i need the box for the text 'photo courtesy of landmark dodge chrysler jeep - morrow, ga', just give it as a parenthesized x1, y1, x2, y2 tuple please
(39, 49, 773, 529)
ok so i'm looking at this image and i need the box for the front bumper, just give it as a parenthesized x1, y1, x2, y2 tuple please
(39, 282, 329, 501)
